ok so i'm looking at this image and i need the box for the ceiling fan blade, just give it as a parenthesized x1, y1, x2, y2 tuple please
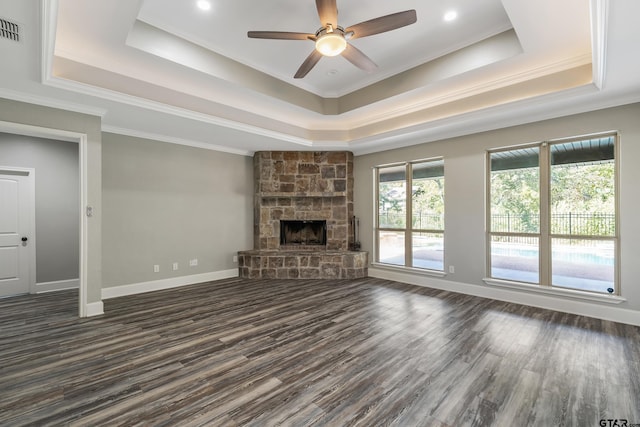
(294, 50, 323, 79)
(316, 0, 338, 26)
(346, 10, 417, 39)
(341, 43, 377, 73)
(248, 31, 315, 41)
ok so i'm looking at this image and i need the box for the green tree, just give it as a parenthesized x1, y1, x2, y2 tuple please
(378, 181, 406, 228)
(412, 177, 444, 229)
(490, 167, 539, 233)
(490, 161, 615, 235)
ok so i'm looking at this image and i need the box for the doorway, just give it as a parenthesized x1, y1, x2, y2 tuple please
(0, 121, 89, 317)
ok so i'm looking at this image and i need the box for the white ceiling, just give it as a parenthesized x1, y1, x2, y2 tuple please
(1, 0, 640, 156)
(136, 0, 513, 97)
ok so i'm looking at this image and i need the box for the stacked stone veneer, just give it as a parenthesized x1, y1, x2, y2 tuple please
(238, 151, 368, 279)
(254, 151, 354, 250)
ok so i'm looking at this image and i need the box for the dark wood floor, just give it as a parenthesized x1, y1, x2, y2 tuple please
(1, 278, 639, 426)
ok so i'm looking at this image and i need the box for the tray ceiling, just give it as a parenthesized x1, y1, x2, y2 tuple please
(1, 0, 639, 155)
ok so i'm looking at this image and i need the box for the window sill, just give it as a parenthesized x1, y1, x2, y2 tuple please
(482, 278, 626, 305)
(370, 262, 447, 278)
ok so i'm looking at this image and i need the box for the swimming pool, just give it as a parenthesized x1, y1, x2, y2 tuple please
(491, 245, 614, 266)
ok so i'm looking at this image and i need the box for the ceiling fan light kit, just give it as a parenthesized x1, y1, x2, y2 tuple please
(315, 25, 347, 56)
(247, 0, 417, 78)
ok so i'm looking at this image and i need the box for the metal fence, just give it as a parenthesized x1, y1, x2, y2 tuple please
(378, 212, 444, 230)
(379, 211, 615, 236)
(491, 212, 615, 236)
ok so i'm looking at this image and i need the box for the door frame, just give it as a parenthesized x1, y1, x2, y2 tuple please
(0, 121, 89, 317)
(0, 167, 36, 294)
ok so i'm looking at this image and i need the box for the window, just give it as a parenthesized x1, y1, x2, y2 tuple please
(376, 159, 444, 271)
(488, 133, 618, 294)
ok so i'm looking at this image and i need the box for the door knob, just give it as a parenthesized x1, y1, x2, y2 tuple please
(21, 237, 28, 242)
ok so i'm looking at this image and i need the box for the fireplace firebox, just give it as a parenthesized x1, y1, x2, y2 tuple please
(280, 220, 327, 247)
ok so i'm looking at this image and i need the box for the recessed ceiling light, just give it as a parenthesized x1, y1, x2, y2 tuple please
(443, 10, 457, 22)
(197, 0, 211, 11)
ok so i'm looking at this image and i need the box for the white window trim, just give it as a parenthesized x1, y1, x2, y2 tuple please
(483, 277, 626, 304)
(372, 262, 447, 278)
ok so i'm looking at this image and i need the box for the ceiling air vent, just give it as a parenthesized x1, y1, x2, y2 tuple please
(0, 18, 20, 42)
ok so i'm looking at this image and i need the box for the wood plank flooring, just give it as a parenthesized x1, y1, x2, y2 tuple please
(1, 277, 639, 426)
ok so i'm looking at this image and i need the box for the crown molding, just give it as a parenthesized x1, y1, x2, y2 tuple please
(349, 83, 601, 155)
(0, 88, 106, 118)
(44, 74, 314, 147)
(590, 0, 608, 89)
(40, 0, 57, 84)
(349, 53, 593, 129)
(101, 125, 254, 157)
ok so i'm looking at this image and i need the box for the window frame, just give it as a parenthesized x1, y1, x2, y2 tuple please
(486, 132, 620, 296)
(375, 158, 445, 272)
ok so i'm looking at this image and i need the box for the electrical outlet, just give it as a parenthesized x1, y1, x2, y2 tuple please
(153, 264, 160, 273)
(449, 265, 455, 274)
(232, 255, 238, 263)
(189, 259, 198, 267)
(172, 262, 179, 271)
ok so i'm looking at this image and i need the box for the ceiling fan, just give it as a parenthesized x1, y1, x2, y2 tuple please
(247, 0, 417, 79)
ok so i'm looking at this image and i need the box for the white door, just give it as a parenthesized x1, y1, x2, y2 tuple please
(0, 169, 34, 298)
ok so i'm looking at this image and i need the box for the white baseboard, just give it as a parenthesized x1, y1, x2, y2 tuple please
(369, 267, 640, 327)
(101, 269, 238, 300)
(35, 278, 79, 293)
(86, 301, 104, 317)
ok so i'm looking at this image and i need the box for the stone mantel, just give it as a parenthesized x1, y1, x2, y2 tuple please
(258, 191, 348, 198)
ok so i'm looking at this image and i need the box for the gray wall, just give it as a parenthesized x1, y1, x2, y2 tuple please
(0, 132, 79, 283)
(354, 103, 640, 315)
(102, 133, 253, 288)
(0, 98, 102, 304)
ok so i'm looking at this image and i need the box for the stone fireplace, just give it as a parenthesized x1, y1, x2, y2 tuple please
(238, 151, 367, 279)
